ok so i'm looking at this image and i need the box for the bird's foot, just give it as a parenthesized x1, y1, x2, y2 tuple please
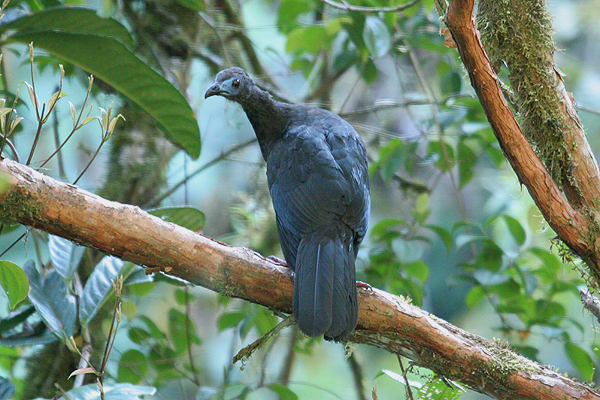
(267, 255, 294, 282)
(267, 255, 287, 267)
(356, 280, 372, 291)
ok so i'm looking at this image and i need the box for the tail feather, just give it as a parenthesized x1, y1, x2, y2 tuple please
(293, 234, 358, 341)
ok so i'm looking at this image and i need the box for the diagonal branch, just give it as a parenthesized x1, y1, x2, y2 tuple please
(1, 157, 599, 400)
(444, 0, 600, 281)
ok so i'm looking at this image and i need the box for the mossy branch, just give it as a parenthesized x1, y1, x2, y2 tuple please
(1, 157, 599, 400)
(477, 0, 600, 213)
(444, 0, 600, 284)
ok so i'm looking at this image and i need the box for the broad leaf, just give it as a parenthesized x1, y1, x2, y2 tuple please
(24, 261, 76, 341)
(118, 349, 148, 384)
(0, 8, 200, 158)
(0, 260, 29, 309)
(363, 16, 391, 59)
(48, 235, 85, 282)
(79, 256, 124, 329)
(565, 342, 594, 381)
(0, 8, 133, 45)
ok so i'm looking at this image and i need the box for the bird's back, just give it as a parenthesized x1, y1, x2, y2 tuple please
(266, 105, 370, 341)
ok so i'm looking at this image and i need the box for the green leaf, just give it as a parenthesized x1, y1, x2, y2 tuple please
(118, 349, 148, 384)
(79, 256, 125, 329)
(418, 375, 465, 400)
(391, 239, 424, 264)
(465, 285, 485, 308)
(425, 224, 452, 251)
(428, 140, 455, 171)
(1, 11, 200, 157)
(286, 25, 327, 54)
(267, 384, 298, 400)
(48, 235, 85, 282)
(565, 342, 594, 381)
(0, 305, 35, 333)
(217, 311, 247, 331)
(363, 16, 391, 59)
(128, 326, 152, 345)
(0, 8, 134, 47)
(168, 308, 201, 355)
(278, 0, 312, 33)
(0, 260, 29, 310)
(458, 140, 477, 187)
(176, 0, 206, 11)
(440, 70, 462, 96)
(24, 261, 77, 341)
(403, 261, 429, 284)
(501, 215, 527, 246)
(412, 192, 430, 224)
(148, 206, 205, 231)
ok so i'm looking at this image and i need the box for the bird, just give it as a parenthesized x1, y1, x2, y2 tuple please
(205, 67, 370, 341)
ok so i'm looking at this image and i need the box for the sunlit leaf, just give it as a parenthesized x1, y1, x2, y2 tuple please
(0, 260, 28, 310)
(0, 8, 200, 157)
(418, 375, 465, 400)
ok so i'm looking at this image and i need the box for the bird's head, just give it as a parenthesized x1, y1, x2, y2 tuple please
(205, 67, 253, 101)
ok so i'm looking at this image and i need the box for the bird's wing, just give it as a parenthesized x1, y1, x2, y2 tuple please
(266, 115, 369, 266)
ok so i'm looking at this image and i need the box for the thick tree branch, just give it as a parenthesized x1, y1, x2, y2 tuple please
(1, 158, 599, 400)
(444, 0, 600, 281)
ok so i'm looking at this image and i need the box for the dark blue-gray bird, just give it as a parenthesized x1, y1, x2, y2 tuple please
(205, 67, 370, 341)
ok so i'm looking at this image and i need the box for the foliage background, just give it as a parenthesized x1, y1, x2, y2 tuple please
(2, 0, 600, 399)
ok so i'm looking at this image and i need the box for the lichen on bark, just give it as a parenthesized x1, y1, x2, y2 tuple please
(477, 0, 572, 189)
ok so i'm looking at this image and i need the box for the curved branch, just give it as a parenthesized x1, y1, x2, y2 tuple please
(444, 0, 600, 280)
(1, 158, 598, 400)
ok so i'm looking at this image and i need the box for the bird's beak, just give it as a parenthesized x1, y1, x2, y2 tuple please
(204, 83, 222, 99)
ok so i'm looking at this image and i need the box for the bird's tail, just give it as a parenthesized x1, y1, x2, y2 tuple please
(293, 234, 358, 341)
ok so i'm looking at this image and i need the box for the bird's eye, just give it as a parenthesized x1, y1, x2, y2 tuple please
(232, 79, 240, 89)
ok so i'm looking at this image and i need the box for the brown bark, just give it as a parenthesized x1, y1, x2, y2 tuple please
(1, 157, 599, 400)
(444, 0, 600, 281)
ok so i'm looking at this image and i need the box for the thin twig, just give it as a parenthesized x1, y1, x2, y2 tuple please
(398, 356, 415, 400)
(0, 132, 19, 162)
(348, 353, 366, 400)
(233, 315, 295, 365)
(321, 0, 421, 13)
(278, 325, 298, 385)
(148, 138, 257, 207)
(184, 285, 201, 385)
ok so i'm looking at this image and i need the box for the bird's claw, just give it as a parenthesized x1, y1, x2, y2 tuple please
(356, 280, 372, 291)
(267, 255, 287, 267)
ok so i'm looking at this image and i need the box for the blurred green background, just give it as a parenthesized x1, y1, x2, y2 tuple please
(1, 0, 600, 399)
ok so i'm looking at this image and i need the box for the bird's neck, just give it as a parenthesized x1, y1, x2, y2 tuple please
(240, 88, 289, 160)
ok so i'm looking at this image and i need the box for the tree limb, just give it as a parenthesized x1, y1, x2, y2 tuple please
(444, 0, 600, 281)
(1, 157, 599, 400)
